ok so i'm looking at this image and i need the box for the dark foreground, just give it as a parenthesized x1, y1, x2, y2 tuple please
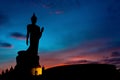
(1, 64, 120, 80)
(44, 64, 120, 80)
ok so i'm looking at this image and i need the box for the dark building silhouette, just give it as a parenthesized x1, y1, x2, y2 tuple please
(0, 14, 120, 80)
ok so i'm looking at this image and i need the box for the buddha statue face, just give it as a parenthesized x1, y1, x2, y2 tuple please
(31, 13, 37, 25)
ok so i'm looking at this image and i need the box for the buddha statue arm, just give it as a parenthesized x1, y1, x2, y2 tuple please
(26, 25, 30, 45)
(39, 27, 44, 38)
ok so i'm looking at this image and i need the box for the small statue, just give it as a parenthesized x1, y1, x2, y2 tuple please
(26, 13, 44, 54)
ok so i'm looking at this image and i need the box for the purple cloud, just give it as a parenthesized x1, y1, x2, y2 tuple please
(64, 60, 100, 65)
(102, 57, 120, 65)
(55, 10, 64, 14)
(0, 42, 13, 49)
(10, 32, 26, 40)
(49, 10, 64, 15)
(111, 52, 120, 57)
(42, 3, 54, 8)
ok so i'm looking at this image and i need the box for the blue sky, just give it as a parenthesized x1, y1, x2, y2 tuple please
(0, 0, 120, 71)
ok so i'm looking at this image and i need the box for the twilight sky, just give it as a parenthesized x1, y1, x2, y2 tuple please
(0, 0, 120, 72)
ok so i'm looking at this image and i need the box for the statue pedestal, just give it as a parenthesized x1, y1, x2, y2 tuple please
(15, 50, 41, 77)
(16, 51, 40, 68)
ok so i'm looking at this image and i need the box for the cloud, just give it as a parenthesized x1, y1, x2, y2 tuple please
(101, 51, 120, 67)
(41, 3, 55, 8)
(10, 32, 26, 40)
(39, 38, 120, 69)
(111, 52, 120, 57)
(39, 39, 107, 68)
(64, 60, 99, 65)
(102, 57, 120, 65)
(55, 10, 64, 14)
(0, 42, 13, 49)
(49, 10, 64, 15)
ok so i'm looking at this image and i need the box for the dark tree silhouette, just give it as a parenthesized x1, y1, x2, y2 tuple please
(10, 66, 13, 71)
(1, 70, 4, 75)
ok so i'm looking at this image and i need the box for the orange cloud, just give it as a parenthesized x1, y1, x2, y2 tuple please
(39, 38, 120, 69)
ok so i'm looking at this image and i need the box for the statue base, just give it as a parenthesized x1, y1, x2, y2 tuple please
(14, 50, 42, 79)
(16, 50, 40, 68)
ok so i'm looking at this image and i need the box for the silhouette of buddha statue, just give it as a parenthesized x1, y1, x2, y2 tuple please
(26, 13, 44, 54)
